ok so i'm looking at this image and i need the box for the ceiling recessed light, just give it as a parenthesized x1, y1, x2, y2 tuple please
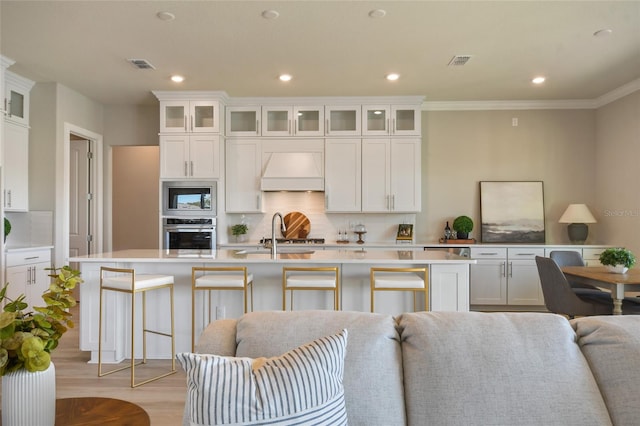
(279, 74, 292, 82)
(386, 73, 400, 81)
(156, 11, 175, 21)
(171, 75, 184, 83)
(593, 28, 613, 37)
(262, 10, 279, 20)
(532, 76, 545, 84)
(369, 9, 386, 18)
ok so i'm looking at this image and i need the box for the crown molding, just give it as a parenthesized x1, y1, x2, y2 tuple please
(422, 79, 640, 111)
(593, 78, 640, 108)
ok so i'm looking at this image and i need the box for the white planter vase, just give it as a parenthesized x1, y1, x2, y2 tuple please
(2, 362, 56, 426)
(606, 264, 629, 274)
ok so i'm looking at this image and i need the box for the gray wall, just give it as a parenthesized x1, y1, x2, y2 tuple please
(417, 109, 597, 244)
(595, 90, 640, 255)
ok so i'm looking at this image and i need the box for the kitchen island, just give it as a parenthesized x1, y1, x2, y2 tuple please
(70, 248, 474, 362)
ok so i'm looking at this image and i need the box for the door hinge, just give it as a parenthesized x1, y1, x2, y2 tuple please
(86, 193, 93, 200)
(86, 235, 93, 242)
(87, 151, 94, 159)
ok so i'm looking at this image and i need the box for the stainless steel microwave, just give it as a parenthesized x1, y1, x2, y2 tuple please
(162, 180, 217, 217)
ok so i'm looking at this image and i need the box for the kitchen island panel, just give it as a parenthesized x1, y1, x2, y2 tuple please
(72, 249, 474, 362)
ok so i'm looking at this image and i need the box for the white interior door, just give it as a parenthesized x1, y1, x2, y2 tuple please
(69, 138, 90, 266)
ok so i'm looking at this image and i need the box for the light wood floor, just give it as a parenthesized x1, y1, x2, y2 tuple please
(0, 305, 187, 425)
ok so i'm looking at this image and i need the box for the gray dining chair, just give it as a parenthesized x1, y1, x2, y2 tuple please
(535, 256, 640, 318)
(549, 250, 603, 295)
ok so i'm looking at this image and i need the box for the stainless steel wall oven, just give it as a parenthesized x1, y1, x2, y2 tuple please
(163, 218, 216, 250)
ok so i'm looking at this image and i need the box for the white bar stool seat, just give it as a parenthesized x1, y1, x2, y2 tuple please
(282, 266, 340, 311)
(370, 267, 428, 313)
(98, 267, 176, 388)
(192, 266, 253, 351)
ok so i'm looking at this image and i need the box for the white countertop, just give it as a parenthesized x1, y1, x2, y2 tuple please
(5, 245, 54, 253)
(69, 248, 475, 264)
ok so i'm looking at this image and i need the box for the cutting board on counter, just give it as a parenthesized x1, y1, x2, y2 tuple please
(283, 212, 311, 239)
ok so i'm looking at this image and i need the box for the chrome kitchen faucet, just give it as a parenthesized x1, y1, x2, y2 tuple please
(271, 212, 286, 258)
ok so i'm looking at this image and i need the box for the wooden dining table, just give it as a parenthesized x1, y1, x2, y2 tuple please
(562, 266, 640, 315)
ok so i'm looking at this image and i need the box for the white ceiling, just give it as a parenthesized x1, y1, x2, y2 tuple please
(1, 1, 639, 106)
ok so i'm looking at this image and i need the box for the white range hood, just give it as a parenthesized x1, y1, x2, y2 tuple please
(261, 152, 325, 191)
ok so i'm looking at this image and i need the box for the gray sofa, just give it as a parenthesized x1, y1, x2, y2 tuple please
(190, 310, 640, 426)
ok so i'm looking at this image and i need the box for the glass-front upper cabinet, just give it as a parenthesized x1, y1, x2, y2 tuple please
(362, 105, 421, 136)
(362, 105, 390, 136)
(261, 106, 324, 137)
(160, 100, 219, 133)
(325, 105, 361, 136)
(4, 71, 34, 127)
(391, 105, 421, 136)
(226, 106, 261, 137)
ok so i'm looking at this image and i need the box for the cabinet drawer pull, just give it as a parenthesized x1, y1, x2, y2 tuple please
(479, 252, 499, 255)
(24, 256, 40, 260)
(515, 253, 536, 256)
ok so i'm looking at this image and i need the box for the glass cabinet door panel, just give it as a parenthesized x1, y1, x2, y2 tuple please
(9, 90, 24, 119)
(266, 110, 290, 133)
(330, 110, 356, 131)
(226, 107, 261, 136)
(391, 106, 420, 135)
(395, 109, 415, 131)
(165, 105, 186, 130)
(297, 109, 320, 132)
(363, 105, 390, 135)
(193, 105, 214, 129)
(294, 106, 324, 136)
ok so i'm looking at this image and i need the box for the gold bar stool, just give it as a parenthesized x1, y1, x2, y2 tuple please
(191, 266, 253, 351)
(370, 267, 429, 313)
(282, 266, 339, 311)
(98, 266, 176, 388)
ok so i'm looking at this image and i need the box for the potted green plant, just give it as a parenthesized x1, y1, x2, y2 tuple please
(231, 223, 248, 242)
(3, 217, 10, 243)
(0, 266, 82, 424)
(452, 215, 473, 239)
(599, 247, 636, 273)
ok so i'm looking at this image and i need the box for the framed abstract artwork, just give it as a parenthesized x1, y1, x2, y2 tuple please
(480, 181, 545, 243)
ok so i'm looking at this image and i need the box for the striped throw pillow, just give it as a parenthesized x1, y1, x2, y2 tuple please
(177, 329, 348, 426)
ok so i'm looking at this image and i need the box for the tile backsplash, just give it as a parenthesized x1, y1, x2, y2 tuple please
(4, 211, 53, 247)
(224, 192, 416, 244)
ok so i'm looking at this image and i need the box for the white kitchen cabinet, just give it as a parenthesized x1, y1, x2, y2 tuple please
(362, 105, 421, 136)
(361, 138, 421, 212)
(159, 134, 220, 179)
(470, 247, 544, 306)
(325, 105, 361, 136)
(159, 100, 220, 133)
(226, 106, 261, 137)
(325, 139, 361, 212)
(3, 120, 29, 211)
(261, 106, 324, 137)
(4, 248, 52, 309)
(225, 139, 262, 213)
(582, 247, 606, 266)
(469, 248, 508, 304)
(4, 71, 34, 127)
(506, 247, 544, 305)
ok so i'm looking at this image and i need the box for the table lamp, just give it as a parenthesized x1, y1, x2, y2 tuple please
(559, 204, 597, 244)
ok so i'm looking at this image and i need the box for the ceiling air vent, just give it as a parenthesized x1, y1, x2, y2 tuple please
(128, 59, 156, 70)
(448, 55, 472, 66)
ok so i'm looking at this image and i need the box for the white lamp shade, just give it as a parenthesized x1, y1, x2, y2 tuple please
(559, 204, 597, 224)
